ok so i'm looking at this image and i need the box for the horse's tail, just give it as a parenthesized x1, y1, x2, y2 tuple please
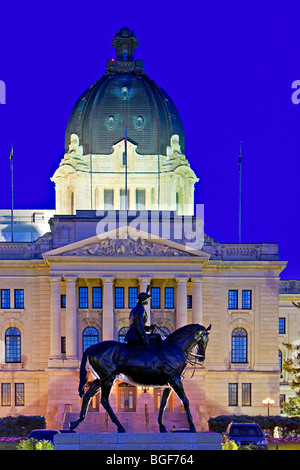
(78, 348, 89, 398)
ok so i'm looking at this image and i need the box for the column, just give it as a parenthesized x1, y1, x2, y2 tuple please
(102, 277, 114, 340)
(65, 276, 77, 358)
(191, 277, 203, 325)
(176, 277, 188, 329)
(49, 277, 61, 358)
(139, 277, 151, 325)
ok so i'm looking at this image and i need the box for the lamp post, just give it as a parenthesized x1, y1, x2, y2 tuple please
(262, 397, 275, 416)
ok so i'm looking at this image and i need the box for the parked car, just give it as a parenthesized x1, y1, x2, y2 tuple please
(27, 429, 60, 444)
(223, 422, 269, 450)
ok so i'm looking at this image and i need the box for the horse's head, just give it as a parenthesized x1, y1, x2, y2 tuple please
(194, 324, 211, 364)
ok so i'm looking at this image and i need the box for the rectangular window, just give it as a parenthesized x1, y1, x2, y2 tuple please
(136, 189, 145, 210)
(279, 317, 286, 334)
(228, 290, 238, 309)
(15, 383, 25, 406)
(115, 287, 124, 308)
(61, 336, 66, 354)
(1, 289, 10, 309)
(128, 287, 138, 309)
(242, 290, 252, 309)
(1, 289, 10, 308)
(242, 383, 251, 406)
(228, 383, 238, 406)
(151, 287, 160, 309)
(165, 287, 174, 309)
(14, 289, 24, 309)
(92, 287, 102, 308)
(1, 383, 11, 406)
(61, 294, 66, 308)
(79, 287, 88, 308)
(187, 295, 192, 309)
(104, 189, 114, 210)
(280, 394, 286, 408)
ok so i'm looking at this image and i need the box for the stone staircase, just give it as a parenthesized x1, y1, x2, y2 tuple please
(62, 411, 190, 433)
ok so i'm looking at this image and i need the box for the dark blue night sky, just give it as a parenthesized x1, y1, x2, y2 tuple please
(0, 1, 299, 279)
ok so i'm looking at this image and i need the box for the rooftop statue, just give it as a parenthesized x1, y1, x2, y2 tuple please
(70, 287, 211, 433)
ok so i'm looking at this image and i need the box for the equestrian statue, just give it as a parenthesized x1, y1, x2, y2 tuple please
(70, 286, 211, 433)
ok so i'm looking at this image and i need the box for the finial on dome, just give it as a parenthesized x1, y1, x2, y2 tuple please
(112, 27, 139, 62)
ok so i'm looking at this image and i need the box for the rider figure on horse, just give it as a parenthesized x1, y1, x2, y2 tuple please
(124, 285, 161, 346)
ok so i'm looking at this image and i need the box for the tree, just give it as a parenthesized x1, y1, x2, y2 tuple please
(281, 301, 300, 417)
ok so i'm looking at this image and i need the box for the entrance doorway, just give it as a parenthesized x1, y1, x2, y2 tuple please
(118, 382, 136, 412)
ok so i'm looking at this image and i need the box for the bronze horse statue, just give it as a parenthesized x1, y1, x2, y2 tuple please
(70, 323, 211, 433)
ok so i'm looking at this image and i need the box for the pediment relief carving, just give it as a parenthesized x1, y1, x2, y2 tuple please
(58, 236, 194, 258)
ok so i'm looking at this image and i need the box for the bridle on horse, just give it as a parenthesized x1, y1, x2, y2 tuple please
(153, 325, 206, 378)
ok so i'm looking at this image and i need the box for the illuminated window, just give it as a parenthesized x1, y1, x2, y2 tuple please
(128, 287, 138, 308)
(151, 287, 160, 309)
(115, 287, 125, 308)
(15, 383, 25, 406)
(242, 383, 251, 406)
(279, 317, 286, 334)
(14, 289, 24, 309)
(231, 328, 247, 363)
(165, 287, 174, 309)
(1, 384, 11, 406)
(5, 327, 21, 363)
(228, 290, 238, 309)
(228, 383, 238, 406)
(79, 287, 88, 308)
(1, 290, 10, 309)
(93, 287, 102, 308)
(242, 290, 252, 309)
(83, 327, 99, 351)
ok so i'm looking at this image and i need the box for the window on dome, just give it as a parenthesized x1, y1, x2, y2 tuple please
(135, 116, 144, 130)
(107, 115, 116, 130)
(121, 87, 129, 100)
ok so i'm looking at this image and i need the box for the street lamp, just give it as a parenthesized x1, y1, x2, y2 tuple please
(262, 397, 275, 416)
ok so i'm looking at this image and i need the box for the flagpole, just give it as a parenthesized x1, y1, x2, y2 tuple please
(125, 128, 128, 211)
(238, 141, 242, 243)
(10, 143, 14, 243)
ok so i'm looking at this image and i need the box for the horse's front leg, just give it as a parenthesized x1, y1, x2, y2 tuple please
(157, 387, 172, 433)
(169, 375, 196, 433)
(70, 379, 101, 430)
(101, 377, 126, 433)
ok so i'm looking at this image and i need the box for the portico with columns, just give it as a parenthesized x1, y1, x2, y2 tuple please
(44, 227, 209, 425)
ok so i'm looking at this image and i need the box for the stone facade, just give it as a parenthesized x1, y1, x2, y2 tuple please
(0, 210, 289, 430)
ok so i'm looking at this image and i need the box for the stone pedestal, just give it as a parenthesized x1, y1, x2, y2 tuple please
(54, 432, 222, 450)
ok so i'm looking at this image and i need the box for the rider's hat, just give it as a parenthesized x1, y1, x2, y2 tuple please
(137, 285, 151, 302)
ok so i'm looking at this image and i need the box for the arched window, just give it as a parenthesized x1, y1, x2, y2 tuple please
(5, 327, 21, 363)
(118, 327, 129, 343)
(82, 327, 99, 352)
(231, 327, 247, 363)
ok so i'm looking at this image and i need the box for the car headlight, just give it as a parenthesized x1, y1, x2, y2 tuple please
(258, 439, 268, 445)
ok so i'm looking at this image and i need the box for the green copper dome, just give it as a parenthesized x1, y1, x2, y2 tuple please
(65, 27, 185, 156)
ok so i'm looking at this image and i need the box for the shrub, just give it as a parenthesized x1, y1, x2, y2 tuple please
(0, 415, 45, 437)
(17, 438, 54, 450)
